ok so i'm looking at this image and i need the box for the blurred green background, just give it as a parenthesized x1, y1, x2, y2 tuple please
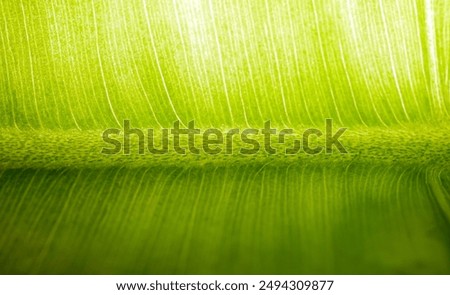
(0, 0, 449, 274)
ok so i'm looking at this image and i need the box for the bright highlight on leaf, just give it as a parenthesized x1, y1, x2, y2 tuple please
(0, 0, 449, 274)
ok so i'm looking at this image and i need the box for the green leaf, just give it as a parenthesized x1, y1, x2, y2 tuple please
(0, 0, 449, 274)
